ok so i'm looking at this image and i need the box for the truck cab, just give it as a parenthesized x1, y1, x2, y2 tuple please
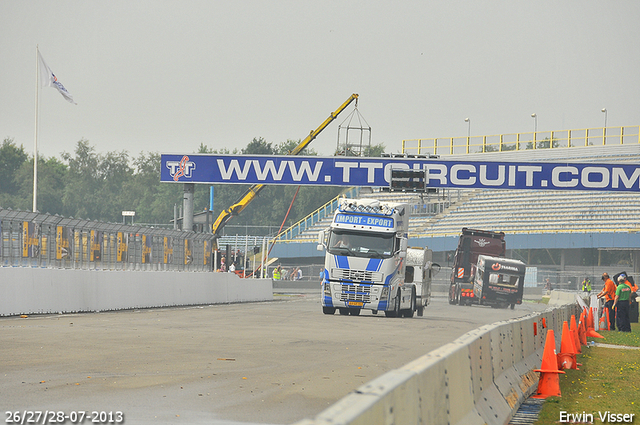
(473, 255, 526, 309)
(449, 228, 506, 306)
(317, 198, 415, 317)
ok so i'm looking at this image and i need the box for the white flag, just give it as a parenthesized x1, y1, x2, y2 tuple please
(38, 50, 76, 104)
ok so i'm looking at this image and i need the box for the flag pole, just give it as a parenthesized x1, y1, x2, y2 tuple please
(33, 45, 39, 212)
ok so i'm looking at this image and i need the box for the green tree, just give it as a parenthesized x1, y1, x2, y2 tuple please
(243, 137, 274, 155)
(61, 139, 133, 222)
(13, 156, 68, 214)
(363, 143, 386, 157)
(0, 138, 28, 195)
(526, 137, 559, 150)
(276, 139, 317, 156)
(122, 152, 181, 225)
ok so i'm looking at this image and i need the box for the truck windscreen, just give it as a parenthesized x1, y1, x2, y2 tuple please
(328, 230, 395, 259)
(489, 273, 520, 287)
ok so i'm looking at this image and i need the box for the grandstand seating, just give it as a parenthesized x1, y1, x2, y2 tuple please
(280, 144, 640, 242)
(413, 189, 640, 237)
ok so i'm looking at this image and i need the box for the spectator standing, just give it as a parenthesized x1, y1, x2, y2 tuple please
(544, 278, 551, 295)
(613, 275, 632, 332)
(273, 265, 282, 280)
(628, 276, 639, 323)
(220, 256, 227, 273)
(581, 277, 592, 294)
(597, 273, 617, 331)
(288, 267, 297, 281)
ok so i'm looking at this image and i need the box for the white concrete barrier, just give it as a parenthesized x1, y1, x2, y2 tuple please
(296, 303, 579, 425)
(548, 289, 587, 306)
(0, 268, 272, 316)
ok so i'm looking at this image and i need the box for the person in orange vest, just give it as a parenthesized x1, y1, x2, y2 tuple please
(597, 272, 617, 331)
(626, 276, 638, 293)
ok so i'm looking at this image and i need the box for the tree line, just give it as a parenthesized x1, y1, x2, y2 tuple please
(0, 137, 384, 234)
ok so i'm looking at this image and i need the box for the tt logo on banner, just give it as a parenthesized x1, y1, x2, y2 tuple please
(167, 155, 196, 181)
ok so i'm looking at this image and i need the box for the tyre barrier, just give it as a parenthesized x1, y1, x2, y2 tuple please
(295, 303, 579, 425)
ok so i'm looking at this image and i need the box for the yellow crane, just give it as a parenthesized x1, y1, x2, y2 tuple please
(211, 93, 359, 247)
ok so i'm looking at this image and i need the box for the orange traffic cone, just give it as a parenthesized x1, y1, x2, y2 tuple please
(586, 307, 604, 338)
(533, 329, 565, 398)
(599, 314, 607, 329)
(578, 311, 587, 346)
(570, 315, 582, 354)
(557, 321, 578, 370)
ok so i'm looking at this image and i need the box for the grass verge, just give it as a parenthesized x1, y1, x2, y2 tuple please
(535, 322, 640, 424)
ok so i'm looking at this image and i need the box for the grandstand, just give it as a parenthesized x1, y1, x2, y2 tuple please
(269, 142, 640, 288)
(275, 143, 640, 243)
(268, 130, 640, 290)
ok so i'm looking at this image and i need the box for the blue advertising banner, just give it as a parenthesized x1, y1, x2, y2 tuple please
(161, 154, 640, 192)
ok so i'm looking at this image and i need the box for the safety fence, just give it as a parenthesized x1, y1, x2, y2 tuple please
(402, 125, 640, 156)
(274, 187, 360, 242)
(0, 208, 216, 271)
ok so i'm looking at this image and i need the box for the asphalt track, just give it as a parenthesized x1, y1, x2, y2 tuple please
(1, 289, 548, 425)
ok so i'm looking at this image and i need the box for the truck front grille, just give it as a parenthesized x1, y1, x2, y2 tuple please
(331, 268, 382, 283)
(339, 284, 371, 302)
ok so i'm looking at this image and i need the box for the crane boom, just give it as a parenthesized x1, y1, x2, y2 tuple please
(211, 93, 359, 241)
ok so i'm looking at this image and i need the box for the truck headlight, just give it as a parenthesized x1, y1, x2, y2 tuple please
(380, 287, 389, 302)
(324, 282, 331, 297)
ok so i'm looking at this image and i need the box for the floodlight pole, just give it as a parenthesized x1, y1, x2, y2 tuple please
(33, 45, 39, 212)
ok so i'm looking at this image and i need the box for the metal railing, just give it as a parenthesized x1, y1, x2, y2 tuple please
(273, 187, 360, 242)
(402, 125, 640, 156)
(0, 208, 216, 271)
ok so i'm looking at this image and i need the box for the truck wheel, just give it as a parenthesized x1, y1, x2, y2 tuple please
(349, 309, 360, 316)
(394, 290, 402, 317)
(339, 308, 349, 315)
(322, 307, 336, 315)
(402, 290, 416, 318)
(384, 291, 402, 317)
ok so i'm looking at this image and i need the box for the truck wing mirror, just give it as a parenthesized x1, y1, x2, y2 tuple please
(317, 230, 326, 251)
(429, 262, 442, 277)
(396, 237, 407, 258)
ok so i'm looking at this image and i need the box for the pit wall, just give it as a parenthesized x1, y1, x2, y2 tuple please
(296, 303, 580, 425)
(0, 268, 273, 316)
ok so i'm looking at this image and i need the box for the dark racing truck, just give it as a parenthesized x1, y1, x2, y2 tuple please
(448, 228, 506, 306)
(472, 255, 526, 309)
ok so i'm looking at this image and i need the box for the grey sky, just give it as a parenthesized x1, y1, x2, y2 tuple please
(1, 1, 639, 160)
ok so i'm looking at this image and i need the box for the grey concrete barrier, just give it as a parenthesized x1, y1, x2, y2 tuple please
(0, 268, 272, 316)
(548, 289, 587, 306)
(296, 303, 579, 425)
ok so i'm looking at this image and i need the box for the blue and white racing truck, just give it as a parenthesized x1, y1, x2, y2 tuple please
(317, 198, 425, 317)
